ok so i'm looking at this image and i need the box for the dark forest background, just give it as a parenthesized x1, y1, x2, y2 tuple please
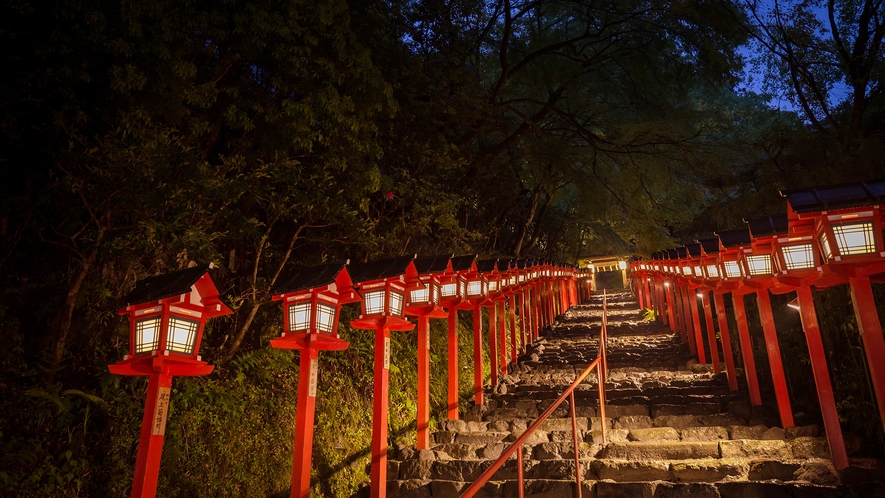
(1, 0, 884, 495)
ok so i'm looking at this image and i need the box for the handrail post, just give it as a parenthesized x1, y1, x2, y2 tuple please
(569, 391, 582, 498)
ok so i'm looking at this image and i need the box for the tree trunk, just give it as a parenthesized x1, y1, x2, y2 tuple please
(50, 230, 103, 378)
(512, 184, 543, 257)
(220, 223, 305, 363)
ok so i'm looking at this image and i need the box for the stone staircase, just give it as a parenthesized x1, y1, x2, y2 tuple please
(388, 291, 885, 497)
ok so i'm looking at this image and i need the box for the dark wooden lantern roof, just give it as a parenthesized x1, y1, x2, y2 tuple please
(348, 255, 417, 285)
(271, 261, 350, 296)
(781, 179, 885, 214)
(414, 255, 453, 275)
(125, 264, 215, 305)
(744, 214, 789, 238)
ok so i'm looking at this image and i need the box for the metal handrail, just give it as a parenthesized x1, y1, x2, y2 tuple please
(460, 291, 608, 498)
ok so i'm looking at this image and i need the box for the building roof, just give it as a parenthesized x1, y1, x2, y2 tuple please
(781, 179, 885, 214)
(124, 264, 214, 305)
(271, 261, 349, 296)
(744, 214, 789, 237)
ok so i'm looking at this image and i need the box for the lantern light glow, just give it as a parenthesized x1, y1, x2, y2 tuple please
(745, 254, 773, 276)
(781, 243, 815, 270)
(832, 221, 877, 255)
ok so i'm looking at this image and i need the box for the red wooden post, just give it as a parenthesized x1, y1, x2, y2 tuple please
(447, 307, 460, 420)
(370, 325, 391, 498)
(473, 303, 484, 405)
(848, 276, 885, 433)
(679, 285, 696, 355)
(291, 347, 319, 498)
(488, 303, 498, 387)
(795, 287, 848, 470)
(665, 283, 677, 331)
(700, 291, 721, 373)
(714, 293, 739, 391)
(644, 276, 652, 313)
(731, 293, 762, 406)
(509, 294, 518, 363)
(755, 290, 794, 428)
(689, 289, 706, 364)
(130, 372, 173, 498)
(518, 290, 527, 353)
(498, 299, 509, 375)
(416, 315, 431, 449)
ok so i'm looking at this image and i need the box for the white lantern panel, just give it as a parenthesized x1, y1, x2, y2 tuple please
(723, 261, 742, 279)
(289, 302, 311, 332)
(410, 287, 430, 304)
(316, 303, 336, 333)
(167, 317, 199, 355)
(389, 291, 405, 316)
(135, 317, 161, 354)
(745, 255, 772, 276)
(819, 233, 833, 260)
(441, 283, 457, 297)
(460, 280, 467, 296)
(781, 243, 815, 270)
(832, 221, 876, 255)
(706, 265, 720, 278)
(694, 266, 702, 276)
(682, 266, 692, 275)
(365, 290, 385, 315)
(467, 280, 483, 295)
(488, 281, 499, 291)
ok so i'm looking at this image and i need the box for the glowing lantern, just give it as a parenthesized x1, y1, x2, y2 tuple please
(111, 264, 232, 498)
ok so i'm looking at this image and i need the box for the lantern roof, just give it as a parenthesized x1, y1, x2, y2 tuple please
(476, 258, 499, 273)
(686, 243, 701, 258)
(699, 238, 720, 255)
(124, 264, 220, 305)
(271, 260, 351, 296)
(715, 228, 752, 248)
(780, 179, 885, 214)
(348, 255, 417, 285)
(516, 259, 529, 269)
(414, 254, 453, 275)
(744, 214, 789, 238)
(497, 259, 514, 272)
(451, 254, 477, 272)
(675, 247, 688, 259)
(666, 249, 678, 259)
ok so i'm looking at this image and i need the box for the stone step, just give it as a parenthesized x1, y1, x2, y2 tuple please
(415, 434, 829, 466)
(389, 478, 879, 498)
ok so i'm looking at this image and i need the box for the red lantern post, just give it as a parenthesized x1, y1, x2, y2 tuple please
(406, 255, 451, 449)
(462, 256, 490, 405)
(478, 259, 501, 385)
(712, 229, 765, 408)
(270, 261, 359, 497)
(348, 256, 420, 498)
(111, 264, 232, 498)
(781, 180, 885, 437)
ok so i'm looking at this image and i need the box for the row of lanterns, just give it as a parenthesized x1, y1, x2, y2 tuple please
(628, 179, 885, 472)
(109, 255, 590, 498)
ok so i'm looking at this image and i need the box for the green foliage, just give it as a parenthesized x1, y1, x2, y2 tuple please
(3, 0, 884, 495)
(642, 308, 657, 322)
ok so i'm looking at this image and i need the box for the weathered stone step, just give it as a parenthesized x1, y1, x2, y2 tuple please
(389, 466, 866, 496)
